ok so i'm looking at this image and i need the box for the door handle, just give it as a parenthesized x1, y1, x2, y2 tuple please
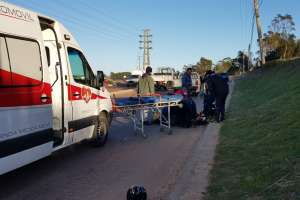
(73, 92, 80, 97)
(51, 62, 60, 87)
(40, 94, 50, 103)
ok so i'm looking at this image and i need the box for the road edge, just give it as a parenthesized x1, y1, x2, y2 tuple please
(166, 79, 236, 200)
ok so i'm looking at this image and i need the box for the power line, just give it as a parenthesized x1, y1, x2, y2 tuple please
(260, 0, 264, 7)
(75, 0, 140, 34)
(12, 0, 135, 41)
(248, 0, 263, 67)
(240, 0, 245, 43)
(53, 0, 137, 39)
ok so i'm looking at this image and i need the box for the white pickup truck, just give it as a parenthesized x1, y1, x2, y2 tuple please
(152, 67, 201, 95)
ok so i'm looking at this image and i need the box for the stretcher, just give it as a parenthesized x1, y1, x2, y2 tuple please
(113, 94, 183, 138)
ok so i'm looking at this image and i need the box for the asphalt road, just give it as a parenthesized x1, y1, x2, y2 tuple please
(0, 96, 206, 200)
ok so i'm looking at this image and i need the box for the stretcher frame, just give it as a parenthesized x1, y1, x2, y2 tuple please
(113, 97, 182, 138)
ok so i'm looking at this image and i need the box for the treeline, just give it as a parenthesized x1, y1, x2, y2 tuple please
(264, 14, 300, 61)
(190, 13, 299, 75)
(110, 72, 131, 80)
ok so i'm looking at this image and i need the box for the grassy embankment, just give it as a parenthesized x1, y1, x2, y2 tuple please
(205, 59, 300, 200)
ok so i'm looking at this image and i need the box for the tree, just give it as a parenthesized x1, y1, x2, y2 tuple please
(236, 51, 250, 71)
(270, 14, 295, 38)
(195, 57, 213, 74)
(110, 72, 131, 80)
(294, 40, 300, 57)
(215, 57, 232, 73)
(264, 14, 297, 60)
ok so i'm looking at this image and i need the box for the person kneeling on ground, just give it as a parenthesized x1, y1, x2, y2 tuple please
(165, 90, 208, 128)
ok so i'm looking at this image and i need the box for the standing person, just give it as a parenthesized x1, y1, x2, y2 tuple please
(181, 67, 192, 93)
(137, 66, 155, 96)
(202, 70, 216, 119)
(207, 72, 229, 122)
(137, 66, 155, 124)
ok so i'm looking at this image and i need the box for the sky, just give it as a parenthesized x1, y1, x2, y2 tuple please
(7, 0, 300, 74)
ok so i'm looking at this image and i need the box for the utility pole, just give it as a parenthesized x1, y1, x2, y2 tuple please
(138, 55, 141, 70)
(253, 0, 265, 65)
(139, 29, 152, 70)
(242, 51, 245, 73)
(247, 44, 252, 70)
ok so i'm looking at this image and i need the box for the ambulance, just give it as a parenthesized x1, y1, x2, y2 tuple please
(0, 2, 112, 175)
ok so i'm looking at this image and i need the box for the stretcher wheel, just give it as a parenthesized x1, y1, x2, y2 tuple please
(167, 129, 173, 135)
(134, 129, 139, 136)
(160, 127, 164, 132)
(142, 132, 148, 139)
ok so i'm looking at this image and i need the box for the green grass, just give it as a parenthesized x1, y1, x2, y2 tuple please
(205, 59, 300, 200)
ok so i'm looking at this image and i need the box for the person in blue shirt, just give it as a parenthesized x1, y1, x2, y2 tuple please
(181, 67, 193, 93)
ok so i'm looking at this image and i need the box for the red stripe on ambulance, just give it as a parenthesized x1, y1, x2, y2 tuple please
(67, 84, 107, 102)
(0, 69, 52, 107)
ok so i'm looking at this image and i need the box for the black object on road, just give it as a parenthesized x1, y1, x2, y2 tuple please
(127, 185, 147, 200)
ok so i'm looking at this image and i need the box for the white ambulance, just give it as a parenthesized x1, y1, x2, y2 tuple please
(0, 2, 112, 175)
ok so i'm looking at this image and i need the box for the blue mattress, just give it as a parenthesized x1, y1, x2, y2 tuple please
(115, 94, 183, 107)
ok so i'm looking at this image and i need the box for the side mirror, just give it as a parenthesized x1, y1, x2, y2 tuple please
(97, 70, 105, 88)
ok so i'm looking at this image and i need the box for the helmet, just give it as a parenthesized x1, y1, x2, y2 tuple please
(127, 185, 147, 200)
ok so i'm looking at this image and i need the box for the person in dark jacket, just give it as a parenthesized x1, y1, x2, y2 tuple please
(206, 71, 229, 122)
(164, 90, 198, 128)
(181, 68, 192, 93)
(202, 70, 216, 119)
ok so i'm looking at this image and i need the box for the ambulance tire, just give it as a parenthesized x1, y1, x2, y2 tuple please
(92, 112, 109, 147)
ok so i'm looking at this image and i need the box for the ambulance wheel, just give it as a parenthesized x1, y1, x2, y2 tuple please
(92, 113, 109, 147)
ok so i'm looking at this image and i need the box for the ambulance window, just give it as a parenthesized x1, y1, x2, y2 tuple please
(68, 48, 96, 87)
(45, 46, 50, 67)
(6, 37, 42, 86)
(0, 37, 11, 86)
(81, 54, 96, 88)
(68, 48, 86, 84)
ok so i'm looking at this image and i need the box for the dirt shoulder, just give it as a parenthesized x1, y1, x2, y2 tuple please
(109, 88, 137, 98)
(166, 79, 235, 200)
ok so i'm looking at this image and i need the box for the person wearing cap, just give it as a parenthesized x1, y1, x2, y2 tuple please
(137, 66, 155, 96)
(181, 67, 193, 94)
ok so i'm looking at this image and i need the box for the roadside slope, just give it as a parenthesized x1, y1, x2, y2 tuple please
(205, 59, 300, 200)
